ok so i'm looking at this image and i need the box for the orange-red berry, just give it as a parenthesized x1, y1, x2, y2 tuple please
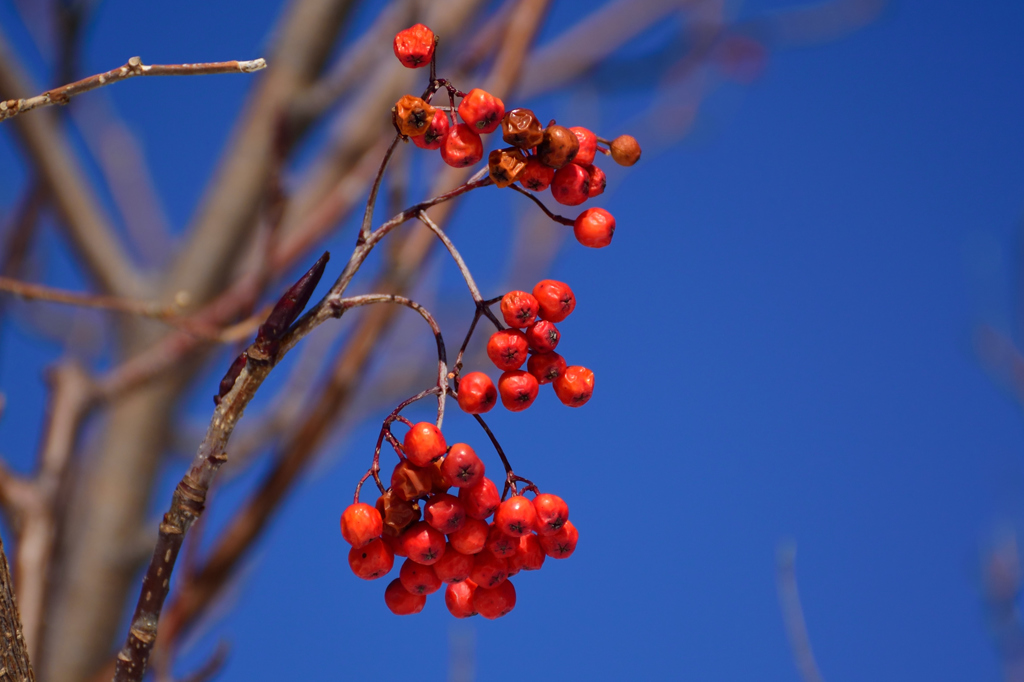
(537, 124, 579, 168)
(440, 443, 485, 488)
(391, 460, 435, 501)
(459, 477, 501, 519)
(532, 493, 569, 535)
(384, 577, 426, 615)
(509, 533, 545, 572)
(586, 164, 606, 197)
(440, 123, 484, 167)
(403, 421, 447, 467)
(393, 24, 435, 69)
(532, 279, 576, 322)
(486, 522, 518, 558)
(402, 521, 447, 565)
(433, 543, 475, 583)
(340, 503, 383, 547)
(537, 519, 578, 559)
(473, 579, 516, 619)
(553, 365, 594, 407)
(394, 95, 436, 137)
(445, 580, 478, 618)
(348, 538, 394, 580)
(527, 351, 566, 385)
(469, 551, 509, 588)
(448, 516, 489, 554)
(525, 320, 560, 354)
(498, 370, 539, 411)
(610, 134, 641, 166)
(456, 371, 497, 414)
(495, 495, 538, 537)
(399, 557, 442, 595)
(500, 290, 540, 328)
(458, 88, 505, 134)
(423, 493, 466, 534)
(501, 108, 544, 148)
(486, 329, 529, 371)
(411, 109, 450, 150)
(570, 127, 597, 166)
(574, 207, 615, 248)
(551, 163, 591, 206)
(519, 157, 555, 192)
(381, 531, 407, 558)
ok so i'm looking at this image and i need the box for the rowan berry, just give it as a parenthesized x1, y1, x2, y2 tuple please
(457, 88, 505, 134)
(473, 580, 516, 619)
(501, 108, 544, 148)
(445, 580, 478, 618)
(403, 422, 447, 467)
(459, 476, 501, 519)
(570, 126, 597, 166)
(399, 557, 442, 595)
(376, 491, 420, 536)
(381, 532, 407, 558)
(532, 493, 569, 535)
(551, 163, 591, 206)
(486, 329, 529, 371)
(456, 371, 497, 414)
(586, 164, 606, 197)
(519, 157, 555, 192)
(384, 578, 426, 615)
(433, 543, 475, 583)
(526, 351, 566, 385)
(538, 520, 578, 559)
(423, 493, 466, 533)
(402, 521, 447, 565)
(394, 95, 436, 137)
(348, 538, 394, 580)
(532, 279, 576, 322)
(486, 522, 518, 558)
(495, 495, 538, 537)
(393, 24, 435, 69)
(429, 459, 450, 494)
(573, 207, 615, 248)
(536, 124, 579, 169)
(391, 460, 435, 501)
(448, 516, 489, 554)
(525, 320, 560, 354)
(498, 370, 539, 411)
(440, 123, 484, 167)
(509, 533, 545, 572)
(500, 290, 540, 328)
(488, 148, 528, 188)
(553, 365, 594, 407)
(610, 134, 641, 166)
(469, 551, 508, 588)
(440, 442, 485, 488)
(411, 109, 450, 150)
(340, 502, 383, 548)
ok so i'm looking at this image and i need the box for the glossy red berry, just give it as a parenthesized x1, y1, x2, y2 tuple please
(498, 370, 539, 411)
(469, 551, 509, 588)
(340, 503, 383, 547)
(526, 351, 566, 385)
(486, 522, 518, 558)
(402, 521, 446, 565)
(500, 290, 540, 328)
(448, 516, 489, 554)
(393, 24, 435, 69)
(458, 88, 505, 134)
(456, 372, 497, 414)
(525, 320, 560, 354)
(532, 493, 569, 535)
(433, 543, 475, 583)
(445, 580, 478, 618)
(411, 109, 450, 150)
(509, 533, 545, 572)
(473, 580, 516, 619)
(570, 127, 598, 166)
(458, 477, 501, 519)
(574, 207, 615, 248)
(440, 123, 484, 167)
(348, 538, 394, 580)
(553, 365, 594, 407)
(399, 557, 442, 595)
(537, 519, 578, 559)
(423, 493, 466, 534)
(384, 578, 426, 615)
(403, 422, 447, 467)
(495, 495, 538, 537)
(519, 157, 555, 192)
(391, 460, 434, 501)
(586, 164, 606, 197)
(440, 443, 485, 488)
(486, 329, 529, 371)
(551, 163, 591, 206)
(532, 280, 576, 322)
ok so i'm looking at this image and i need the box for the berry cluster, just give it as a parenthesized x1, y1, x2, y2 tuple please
(341, 424, 576, 619)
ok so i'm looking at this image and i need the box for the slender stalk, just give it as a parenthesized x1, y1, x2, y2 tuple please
(508, 184, 574, 225)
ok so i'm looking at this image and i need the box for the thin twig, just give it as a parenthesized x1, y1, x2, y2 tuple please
(776, 543, 826, 682)
(508, 184, 575, 226)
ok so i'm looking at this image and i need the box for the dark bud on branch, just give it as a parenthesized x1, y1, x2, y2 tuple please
(250, 251, 330, 361)
(214, 352, 248, 405)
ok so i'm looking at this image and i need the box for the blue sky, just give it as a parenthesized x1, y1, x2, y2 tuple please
(3, 1, 1024, 680)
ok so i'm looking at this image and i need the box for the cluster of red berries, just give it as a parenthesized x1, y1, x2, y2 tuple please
(391, 23, 640, 250)
(457, 279, 594, 414)
(341, 423, 576, 619)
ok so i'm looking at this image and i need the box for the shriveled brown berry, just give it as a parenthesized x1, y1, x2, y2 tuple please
(393, 24, 435, 69)
(610, 134, 641, 166)
(501, 108, 544, 148)
(488, 148, 528, 188)
(500, 290, 540, 328)
(394, 95, 436, 137)
(551, 163, 591, 206)
(527, 351, 566, 385)
(348, 538, 394, 580)
(532, 279, 576, 322)
(553, 365, 594, 407)
(377, 491, 420, 536)
(384, 577, 426, 615)
(472, 579, 516, 619)
(391, 460, 435, 501)
(519, 157, 555, 192)
(411, 109, 450, 150)
(570, 126, 598, 166)
(536, 124, 579, 169)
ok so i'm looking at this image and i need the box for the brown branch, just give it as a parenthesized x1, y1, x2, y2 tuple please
(508, 184, 575, 226)
(776, 543, 826, 682)
(0, 530, 34, 681)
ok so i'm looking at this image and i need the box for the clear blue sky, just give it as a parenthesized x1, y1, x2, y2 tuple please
(3, 1, 1024, 680)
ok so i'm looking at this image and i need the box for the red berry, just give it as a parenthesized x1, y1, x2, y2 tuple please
(340, 503, 383, 547)
(391, 460, 435, 501)
(457, 88, 505, 134)
(586, 164, 606, 197)
(448, 516, 489, 554)
(411, 109, 450, 150)
(456, 371, 497, 414)
(500, 290, 541, 328)
(394, 95, 436, 137)
(486, 329, 529, 371)
(525, 320, 560, 354)
(445, 580, 478, 618)
(553, 365, 594, 407)
(399, 557, 442, 595)
(393, 24, 435, 69)
(519, 157, 555, 192)
(384, 578, 426, 615)
(509, 533, 545, 572)
(403, 422, 447, 467)
(486, 522, 518, 558)
(381, 531, 407, 558)
(440, 123, 484, 167)
(469, 551, 509, 588)
(459, 477, 501, 519)
(348, 538, 394, 580)
(537, 519, 578, 559)
(423, 493, 467, 533)
(526, 351, 567, 385)
(532, 280, 576, 322)
(551, 163, 591, 206)
(532, 493, 569, 535)
(495, 495, 538, 537)
(440, 443, 485, 488)
(570, 127, 597, 166)
(574, 207, 615, 248)
(433, 543, 475, 583)
(498, 370, 539, 411)
(402, 521, 446, 565)
(472, 580, 516, 619)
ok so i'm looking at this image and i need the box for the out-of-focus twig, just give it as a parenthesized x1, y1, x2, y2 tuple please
(776, 543, 826, 682)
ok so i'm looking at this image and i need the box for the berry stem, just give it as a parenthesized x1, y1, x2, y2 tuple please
(470, 412, 523, 500)
(508, 184, 575, 226)
(357, 134, 402, 246)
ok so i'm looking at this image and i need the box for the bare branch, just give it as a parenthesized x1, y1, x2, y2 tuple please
(776, 543, 826, 682)
(0, 530, 34, 681)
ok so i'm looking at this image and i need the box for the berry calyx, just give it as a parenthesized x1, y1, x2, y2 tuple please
(340, 503, 383, 547)
(519, 157, 555, 192)
(411, 109, 450, 150)
(573, 207, 615, 248)
(402, 521, 447, 565)
(527, 351, 566, 385)
(532, 279, 576, 322)
(501, 108, 544, 148)
(553, 365, 594, 407)
(433, 543, 475, 583)
(551, 163, 591, 206)
(440, 123, 484, 167)
(570, 126, 598, 166)
(423, 493, 467, 533)
(486, 329, 529, 371)
(500, 290, 540, 328)
(456, 372, 497, 414)
(384, 578, 426, 615)
(445, 580, 478, 618)
(488, 148, 528, 188)
(403, 421, 447, 467)
(440, 443, 485, 488)
(532, 493, 569, 535)
(394, 95, 436, 137)
(399, 557, 443, 595)
(469, 551, 509, 588)
(498, 370, 539, 411)
(393, 24, 435, 69)
(610, 134, 641, 166)
(348, 538, 394, 580)
(536, 124, 579, 169)
(537, 519, 578, 559)
(458, 477, 501, 519)
(525, 320, 560, 354)
(486, 522, 518, 558)
(448, 516, 489, 554)
(472, 580, 516, 619)
(495, 495, 538, 537)
(457, 88, 505, 134)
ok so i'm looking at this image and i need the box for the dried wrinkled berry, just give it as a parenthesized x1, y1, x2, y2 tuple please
(394, 95, 436, 137)
(501, 108, 544, 148)
(487, 148, 528, 188)
(376, 491, 421, 536)
(610, 134, 641, 166)
(536, 124, 579, 169)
